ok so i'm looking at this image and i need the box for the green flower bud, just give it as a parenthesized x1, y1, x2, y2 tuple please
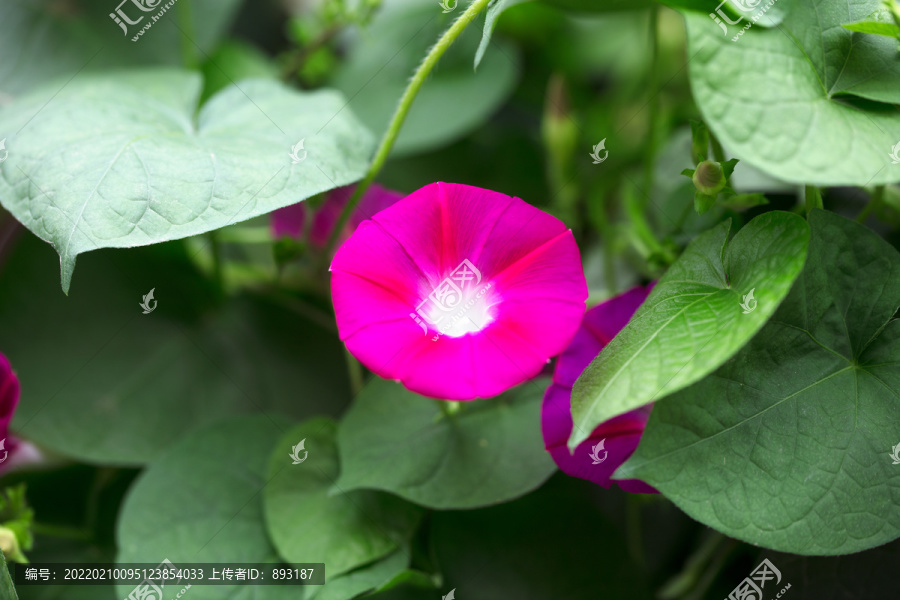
(0, 526, 26, 563)
(692, 160, 726, 196)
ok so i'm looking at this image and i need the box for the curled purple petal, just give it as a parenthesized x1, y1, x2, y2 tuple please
(541, 284, 658, 493)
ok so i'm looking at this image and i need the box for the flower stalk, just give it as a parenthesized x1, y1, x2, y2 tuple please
(323, 0, 493, 259)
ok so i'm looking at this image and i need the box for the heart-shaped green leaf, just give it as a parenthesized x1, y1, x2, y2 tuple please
(308, 548, 411, 600)
(0, 0, 244, 97)
(2, 234, 351, 465)
(336, 379, 556, 509)
(683, 0, 900, 186)
(263, 418, 423, 579)
(617, 210, 900, 555)
(569, 211, 809, 450)
(0, 69, 374, 292)
(116, 415, 296, 600)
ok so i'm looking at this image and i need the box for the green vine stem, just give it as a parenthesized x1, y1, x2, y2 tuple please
(657, 530, 733, 600)
(708, 131, 726, 163)
(856, 185, 885, 223)
(177, 0, 199, 69)
(345, 348, 365, 396)
(323, 0, 493, 259)
(642, 3, 661, 197)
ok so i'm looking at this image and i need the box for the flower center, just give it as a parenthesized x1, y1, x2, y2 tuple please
(411, 259, 497, 340)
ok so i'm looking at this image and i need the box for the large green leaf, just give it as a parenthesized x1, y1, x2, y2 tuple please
(336, 379, 556, 509)
(0, 69, 373, 292)
(263, 419, 423, 580)
(683, 1, 900, 186)
(116, 415, 298, 600)
(0, 0, 244, 98)
(781, 0, 900, 104)
(617, 210, 900, 555)
(1, 233, 351, 465)
(331, 2, 519, 156)
(430, 474, 652, 600)
(569, 211, 809, 449)
(308, 549, 410, 600)
(0, 552, 17, 600)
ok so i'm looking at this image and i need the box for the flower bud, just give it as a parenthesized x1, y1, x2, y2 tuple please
(0, 525, 25, 563)
(692, 160, 726, 196)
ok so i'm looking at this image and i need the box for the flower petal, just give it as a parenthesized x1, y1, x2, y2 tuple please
(332, 182, 588, 400)
(540, 284, 658, 493)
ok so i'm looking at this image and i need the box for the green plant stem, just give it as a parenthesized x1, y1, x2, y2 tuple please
(345, 349, 364, 396)
(805, 185, 823, 216)
(683, 538, 737, 600)
(625, 494, 644, 567)
(31, 523, 92, 542)
(209, 230, 224, 295)
(84, 467, 117, 534)
(437, 400, 462, 418)
(322, 0, 493, 259)
(856, 185, 885, 223)
(625, 184, 675, 266)
(657, 530, 730, 600)
(642, 4, 661, 198)
(709, 132, 726, 163)
(177, 0, 199, 69)
(600, 218, 618, 297)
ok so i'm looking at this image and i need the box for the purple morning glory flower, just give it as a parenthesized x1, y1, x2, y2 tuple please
(541, 284, 658, 493)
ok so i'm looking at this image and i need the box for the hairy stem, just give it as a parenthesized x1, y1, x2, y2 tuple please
(323, 0, 493, 259)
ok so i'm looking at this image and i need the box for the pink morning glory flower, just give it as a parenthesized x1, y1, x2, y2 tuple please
(271, 184, 403, 249)
(0, 352, 22, 472)
(330, 182, 588, 400)
(541, 284, 658, 493)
